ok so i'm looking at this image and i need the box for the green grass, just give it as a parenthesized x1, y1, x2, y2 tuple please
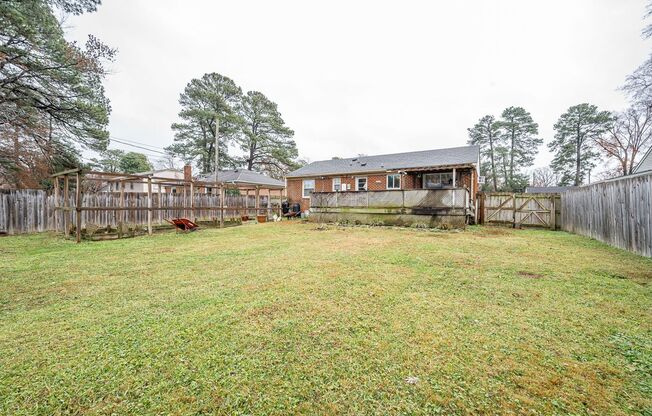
(1, 222, 651, 415)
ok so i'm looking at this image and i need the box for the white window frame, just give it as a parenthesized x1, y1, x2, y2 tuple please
(386, 174, 401, 190)
(332, 177, 342, 192)
(423, 172, 454, 189)
(355, 176, 368, 191)
(302, 179, 315, 198)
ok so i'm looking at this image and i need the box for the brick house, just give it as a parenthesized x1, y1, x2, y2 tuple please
(195, 169, 285, 196)
(285, 145, 481, 212)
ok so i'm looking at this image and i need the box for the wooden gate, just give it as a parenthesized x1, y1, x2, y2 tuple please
(480, 192, 560, 229)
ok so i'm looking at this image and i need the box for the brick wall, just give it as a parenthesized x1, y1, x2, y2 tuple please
(367, 175, 387, 191)
(286, 179, 308, 211)
(404, 174, 417, 190)
(286, 168, 478, 211)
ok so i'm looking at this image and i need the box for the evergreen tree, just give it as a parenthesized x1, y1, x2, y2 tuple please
(167, 73, 242, 174)
(90, 149, 152, 173)
(91, 149, 124, 172)
(236, 91, 299, 178)
(467, 115, 501, 191)
(0, 0, 114, 187)
(549, 104, 612, 186)
(497, 107, 541, 190)
(119, 152, 153, 173)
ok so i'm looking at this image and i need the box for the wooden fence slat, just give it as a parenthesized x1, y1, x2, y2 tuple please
(0, 190, 274, 235)
(561, 173, 652, 257)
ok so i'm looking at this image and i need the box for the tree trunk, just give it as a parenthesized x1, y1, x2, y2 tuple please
(501, 154, 509, 190)
(509, 128, 515, 187)
(247, 140, 256, 171)
(489, 135, 497, 191)
(575, 136, 581, 186)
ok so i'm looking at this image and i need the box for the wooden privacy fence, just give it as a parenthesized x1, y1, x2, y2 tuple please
(0, 189, 53, 234)
(562, 172, 652, 257)
(0, 190, 276, 235)
(48, 168, 286, 242)
(310, 188, 472, 227)
(479, 192, 561, 229)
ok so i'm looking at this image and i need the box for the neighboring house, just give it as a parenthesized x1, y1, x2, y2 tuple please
(285, 145, 481, 212)
(99, 168, 284, 194)
(634, 147, 652, 174)
(101, 169, 185, 193)
(525, 186, 577, 193)
(195, 169, 285, 195)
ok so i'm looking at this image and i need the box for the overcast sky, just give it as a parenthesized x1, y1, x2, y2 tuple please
(67, 0, 650, 171)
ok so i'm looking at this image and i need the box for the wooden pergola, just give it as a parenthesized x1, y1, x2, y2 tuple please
(51, 168, 285, 243)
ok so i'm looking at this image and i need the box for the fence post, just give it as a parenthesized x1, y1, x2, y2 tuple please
(53, 177, 60, 233)
(189, 180, 195, 223)
(480, 192, 485, 225)
(147, 177, 152, 236)
(550, 195, 556, 230)
(158, 181, 162, 225)
(244, 189, 249, 220)
(512, 193, 516, 228)
(75, 172, 81, 243)
(119, 181, 125, 233)
(220, 186, 225, 228)
(63, 175, 70, 238)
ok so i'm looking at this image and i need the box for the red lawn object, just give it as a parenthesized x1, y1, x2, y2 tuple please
(165, 218, 199, 232)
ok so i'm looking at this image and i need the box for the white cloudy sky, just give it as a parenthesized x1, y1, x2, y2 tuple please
(67, 0, 650, 171)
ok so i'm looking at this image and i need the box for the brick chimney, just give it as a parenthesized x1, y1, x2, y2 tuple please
(183, 165, 192, 182)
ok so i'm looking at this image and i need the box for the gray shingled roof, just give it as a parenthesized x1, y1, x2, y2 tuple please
(196, 169, 285, 188)
(634, 146, 652, 173)
(286, 145, 480, 178)
(525, 186, 577, 193)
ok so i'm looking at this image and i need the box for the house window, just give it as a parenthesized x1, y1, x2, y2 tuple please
(387, 174, 401, 190)
(207, 187, 212, 194)
(302, 179, 315, 198)
(332, 177, 342, 192)
(129, 183, 134, 190)
(355, 177, 367, 191)
(423, 172, 453, 189)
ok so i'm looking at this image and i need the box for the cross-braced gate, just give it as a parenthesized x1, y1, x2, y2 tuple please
(480, 192, 560, 229)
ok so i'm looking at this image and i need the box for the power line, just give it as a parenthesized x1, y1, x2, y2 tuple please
(109, 135, 169, 151)
(108, 137, 169, 155)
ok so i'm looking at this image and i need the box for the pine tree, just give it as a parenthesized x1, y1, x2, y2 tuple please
(167, 73, 242, 174)
(236, 91, 299, 178)
(467, 115, 501, 191)
(549, 104, 612, 186)
(0, 0, 114, 186)
(497, 107, 541, 190)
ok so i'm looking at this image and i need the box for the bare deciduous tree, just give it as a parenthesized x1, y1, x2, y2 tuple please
(531, 167, 559, 187)
(154, 151, 181, 170)
(623, 56, 652, 105)
(595, 107, 652, 176)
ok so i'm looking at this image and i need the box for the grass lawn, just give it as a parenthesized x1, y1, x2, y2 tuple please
(1, 222, 651, 415)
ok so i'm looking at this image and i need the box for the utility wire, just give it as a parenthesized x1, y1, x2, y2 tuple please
(109, 135, 169, 151)
(108, 137, 169, 155)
